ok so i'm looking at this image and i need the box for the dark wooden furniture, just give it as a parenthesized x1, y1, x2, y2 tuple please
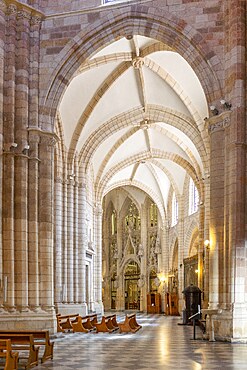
(147, 293, 161, 313)
(0, 339, 18, 370)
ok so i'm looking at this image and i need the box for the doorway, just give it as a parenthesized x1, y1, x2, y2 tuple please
(124, 261, 140, 310)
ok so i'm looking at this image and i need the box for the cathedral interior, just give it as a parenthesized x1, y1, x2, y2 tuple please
(0, 0, 247, 367)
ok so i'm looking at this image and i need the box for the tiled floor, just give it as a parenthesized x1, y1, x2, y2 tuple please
(37, 313, 247, 370)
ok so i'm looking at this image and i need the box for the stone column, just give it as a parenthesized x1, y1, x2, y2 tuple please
(94, 203, 103, 314)
(0, 1, 6, 284)
(28, 131, 40, 311)
(2, 3, 17, 311)
(116, 210, 123, 310)
(62, 179, 68, 303)
(39, 134, 56, 311)
(67, 178, 74, 303)
(161, 223, 169, 312)
(197, 203, 205, 291)
(74, 179, 79, 304)
(54, 176, 63, 305)
(207, 113, 230, 309)
(27, 12, 42, 312)
(14, 9, 32, 312)
(78, 181, 87, 314)
(202, 176, 210, 307)
(140, 204, 147, 312)
(224, 0, 247, 340)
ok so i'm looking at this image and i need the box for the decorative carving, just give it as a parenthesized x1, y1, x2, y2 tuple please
(137, 275, 145, 288)
(208, 116, 230, 134)
(17, 9, 31, 21)
(30, 15, 42, 26)
(6, 4, 17, 15)
(132, 57, 144, 69)
(40, 135, 57, 147)
(0, 2, 7, 13)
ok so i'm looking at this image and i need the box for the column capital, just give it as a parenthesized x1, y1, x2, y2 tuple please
(28, 128, 59, 149)
(4, 0, 44, 20)
(94, 203, 103, 216)
(206, 111, 231, 135)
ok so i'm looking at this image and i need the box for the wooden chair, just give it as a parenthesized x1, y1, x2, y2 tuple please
(118, 313, 142, 333)
(94, 315, 118, 333)
(80, 314, 98, 331)
(0, 334, 39, 370)
(56, 313, 79, 332)
(0, 330, 54, 363)
(0, 339, 18, 370)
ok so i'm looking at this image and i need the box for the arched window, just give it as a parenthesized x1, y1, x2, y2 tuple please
(149, 203, 158, 227)
(111, 210, 117, 235)
(189, 178, 199, 215)
(171, 192, 178, 226)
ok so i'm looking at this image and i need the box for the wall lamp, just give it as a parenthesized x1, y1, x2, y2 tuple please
(22, 144, 30, 154)
(220, 99, 232, 110)
(204, 239, 210, 249)
(209, 105, 219, 116)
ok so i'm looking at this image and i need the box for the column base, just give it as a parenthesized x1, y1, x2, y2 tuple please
(55, 303, 88, 317)
(231, 302, 247, 342)
(93, 301, 104, 315)
(0, 310, 57, 333)
(204, 303, 247, 342)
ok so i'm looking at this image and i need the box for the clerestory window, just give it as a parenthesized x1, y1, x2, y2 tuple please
(189, 178, 199, 215)
(171, 192, 178, 227)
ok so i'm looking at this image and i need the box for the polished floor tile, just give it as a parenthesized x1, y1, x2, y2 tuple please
(36, 313, 247, 370)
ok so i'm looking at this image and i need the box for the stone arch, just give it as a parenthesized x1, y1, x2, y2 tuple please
(188, 229, 199, 258)
(120, 256, 141, 275)
(96, 150, 200, 203)
(104, 180, 165, 224)
(184, 219, 200, 258)
(40, 5, 222, 132)
(119, 193, 141, 221)
(169, 235, 179, 269)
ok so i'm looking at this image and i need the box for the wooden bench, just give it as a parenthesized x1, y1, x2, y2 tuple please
(0, 334, 39, 369)
(118, 313, 142, 333)
(72, 314, 97, 333)
(0, 331, 54, 363)
(0, 339, 18, 370)
(94, 315, 119, 333)
(56, 313, 79, 332)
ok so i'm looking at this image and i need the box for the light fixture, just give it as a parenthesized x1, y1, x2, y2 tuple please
(204, 239, 210, 249)
(22, 144, 30, 154)
(220, 99, 232, 110)
(209, 105, 219, 116)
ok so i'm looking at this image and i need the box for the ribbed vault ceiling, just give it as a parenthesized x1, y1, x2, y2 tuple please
(59, 35, 209, 214)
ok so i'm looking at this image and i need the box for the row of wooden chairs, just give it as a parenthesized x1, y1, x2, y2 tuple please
(0, 330, 54, 370)
(56, 313, 97, 333)
(56, 312, 142, 334)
